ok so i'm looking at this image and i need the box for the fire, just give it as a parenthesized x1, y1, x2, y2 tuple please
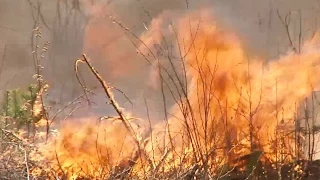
(142, 9, 320, 165)
(32, 118, 143, 179)
(32, 7, 320, 179)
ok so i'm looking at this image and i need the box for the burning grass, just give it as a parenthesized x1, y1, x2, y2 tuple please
(2, 6, 320, 180)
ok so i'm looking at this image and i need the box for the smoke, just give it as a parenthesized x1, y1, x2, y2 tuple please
(33, 5, 320, 177)
(79, 0, 320, 123)
(1, 0, 320, 122)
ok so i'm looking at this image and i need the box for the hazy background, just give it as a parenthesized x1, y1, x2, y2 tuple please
(1, 0, 320, 122)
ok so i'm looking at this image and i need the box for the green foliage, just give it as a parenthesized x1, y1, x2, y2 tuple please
(0, 84, 40, 131)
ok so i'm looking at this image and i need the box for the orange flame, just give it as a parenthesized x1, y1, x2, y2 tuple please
(32, 118, 143, 179)
(34, 8, 320, 178)
(143, 9, 320, 164)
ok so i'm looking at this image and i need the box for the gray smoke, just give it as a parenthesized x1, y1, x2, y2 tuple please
(0, 0, 319, 122)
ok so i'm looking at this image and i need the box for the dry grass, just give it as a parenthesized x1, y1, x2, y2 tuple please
(2, 1, 320, 180)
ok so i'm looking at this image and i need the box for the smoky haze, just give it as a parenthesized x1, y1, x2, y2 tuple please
(0, 0, 319, 121)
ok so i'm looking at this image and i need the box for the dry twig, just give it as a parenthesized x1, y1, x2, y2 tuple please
(75, 54, 139, 146)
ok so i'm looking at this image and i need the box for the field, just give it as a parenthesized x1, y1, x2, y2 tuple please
(1, 0, 320, 179)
